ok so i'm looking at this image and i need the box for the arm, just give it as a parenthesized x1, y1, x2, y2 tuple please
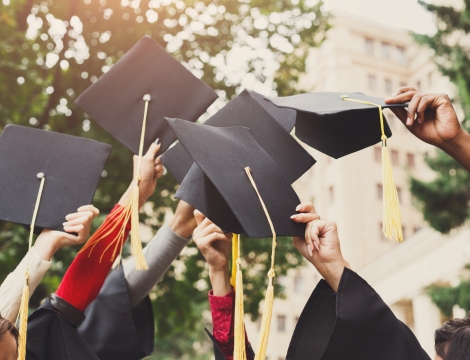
(193, 211, 254, 360)
(123, 200, 196, 308)
(55, 142, 162, 312)
(385, 88, 470, 172)
(0, 206, 98, 322)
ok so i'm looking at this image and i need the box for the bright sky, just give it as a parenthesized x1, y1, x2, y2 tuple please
(323, 0, 437, 34)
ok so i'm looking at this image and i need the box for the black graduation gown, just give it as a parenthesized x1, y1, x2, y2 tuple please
(26, 266, 154, 360)
(209, 268, 431, 360)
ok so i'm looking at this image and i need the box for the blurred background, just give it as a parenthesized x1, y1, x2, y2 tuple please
(1, 0, 469, 359)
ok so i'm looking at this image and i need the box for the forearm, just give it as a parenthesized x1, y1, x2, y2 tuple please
(210, 267, 232, 296)
(123, 223, 191, 308)
(315, 258, 351, 292)
(0, 248, 50, 322)
(440, 130, 470, 172)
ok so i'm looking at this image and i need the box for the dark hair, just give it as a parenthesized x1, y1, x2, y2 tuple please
(435, 312, 470, 360)
(0, 314, 19, 348)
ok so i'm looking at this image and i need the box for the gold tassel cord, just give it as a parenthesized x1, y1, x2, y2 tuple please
(244, 167, 277, 360)
(79, 95, 151, 270)
(17, 174, 46, 360)
(230, 233, 239, 290)
(233, 234, 247, 360)
(341, 96, 403, 242)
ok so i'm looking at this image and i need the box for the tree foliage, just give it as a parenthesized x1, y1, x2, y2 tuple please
(410, 1, 470, 233)
(0, 0, 329, 356)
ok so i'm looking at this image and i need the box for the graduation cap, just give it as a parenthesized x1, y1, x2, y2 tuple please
(266, 92, 406, 243)
(75, 35, 218, 269)
(167, 118, 305, 359)
(161, 89, 314, 184)
(0, 125, 111, 360)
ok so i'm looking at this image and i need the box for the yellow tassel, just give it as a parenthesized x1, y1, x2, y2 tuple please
(230, 233, 239, 290)
(341, 96, 403, 242)
(16, 276, 29, 360)
(130, 183, 148, 270)
(382, 139, 403, 242)
(255, 273, 274, 360)
(233, 235, 246, 360)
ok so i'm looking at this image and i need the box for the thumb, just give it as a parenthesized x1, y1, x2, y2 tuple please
(194, 210, 206, 226)
(144, 141, 161, 160)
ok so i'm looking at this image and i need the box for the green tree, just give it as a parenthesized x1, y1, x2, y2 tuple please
(409, 1, 470, 234)
(0, 0, 329, 356)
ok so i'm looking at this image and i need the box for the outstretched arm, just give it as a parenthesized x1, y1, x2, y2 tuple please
(0, 206, 98, 322)
(385, 87, 470, 172)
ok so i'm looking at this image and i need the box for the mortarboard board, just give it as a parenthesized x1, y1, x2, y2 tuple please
(0, 125, 111, 232)
(167, 118, 305, 238)
(167, 118, 305, 359)
(75, 35, 218, 155)
(266, 92, 406, 243)
(162, 89, 315, 184)
(0, 125, 111, 360)
(75, 35, 218, 269)
(264, 92, 406, 158)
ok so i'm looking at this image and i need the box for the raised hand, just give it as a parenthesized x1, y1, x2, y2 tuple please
(33, 205, 100, 261)
(193, 210, 232, 295)
(291, 202, 350, 291)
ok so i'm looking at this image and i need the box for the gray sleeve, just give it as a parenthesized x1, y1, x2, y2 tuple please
(123, 223, 191, 308)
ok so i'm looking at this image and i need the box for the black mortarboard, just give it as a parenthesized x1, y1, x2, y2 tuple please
(0, 125, 111, 233)
(162, 89, 315, 184)
(265, 92, 406, 158)
(286, 269, 430, 360)
(75, 35, 218, 155)
(167, 118, 305, 238)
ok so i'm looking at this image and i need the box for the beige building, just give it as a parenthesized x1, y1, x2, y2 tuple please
(244, 11, 469, 360)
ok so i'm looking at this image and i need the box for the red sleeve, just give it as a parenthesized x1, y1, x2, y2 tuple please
(56, 204, 131, 312)
(209, 289, 253, 360)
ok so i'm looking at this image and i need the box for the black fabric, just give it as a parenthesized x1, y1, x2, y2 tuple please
(205, 328, 256, 360)
(265, 92, 406, 158)
(168, 118, 305, 237)
(50, 294, 85, 327)
(287, 269, 431, 360)
(78, 265, 155, 360)
(26, 298, 99, 360)
(76, 35, 218, 155)
(0, 125, 111, 233)
(162, 89, 315, 184)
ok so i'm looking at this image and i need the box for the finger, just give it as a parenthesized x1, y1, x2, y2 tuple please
(197, 223, 225, 239)
(290, 213, 320, 223)
(143, 141, 161, 160)
(194, 210, 206, 226)
(203, 232, 232, 247)
(63, 224, 84, 234)
(407, 93, 424, 127)
(77, 205, 99, 217)
(416, 95, 435, 124)
(395, 86, 417, 95)
(384, 90, 417, 104)
(65, 211, 94, 221)
(63, 215, 90, 227)
(295, 202, 316, 214)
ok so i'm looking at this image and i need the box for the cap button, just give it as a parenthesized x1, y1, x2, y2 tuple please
(143, 94, 151, 101)
(37, 172, 44, 179)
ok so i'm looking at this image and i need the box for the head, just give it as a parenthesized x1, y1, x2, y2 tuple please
(435, 313, 470, 360)
(0, 315, 18, 360)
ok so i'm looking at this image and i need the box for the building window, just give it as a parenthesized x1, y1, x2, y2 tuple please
(397, 187, 402, 202)
(396, 46, 406, 64)
(402, 226, 406, 239)
(377, 184, 383, 200)
(385, 79, 393, 94)
(391, 150, 399, 166)
(277, 315, 286, 332)
(294, 276, 304, 294)
(407, 153, 415, 168)
(428, 72, 433, 86)
(329, 186, 334, 202)
(382, 42, 391, 59)
(294, 316, 299, 325)
(413, 226, 421, 234)
(368, 74, 377, 90)
(365, 37, 374, 55)
(379, 223, 388, 241)
(416, 81, 421, 91)
(374, 146, 381, 163)
(400, 81, 407, 88)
